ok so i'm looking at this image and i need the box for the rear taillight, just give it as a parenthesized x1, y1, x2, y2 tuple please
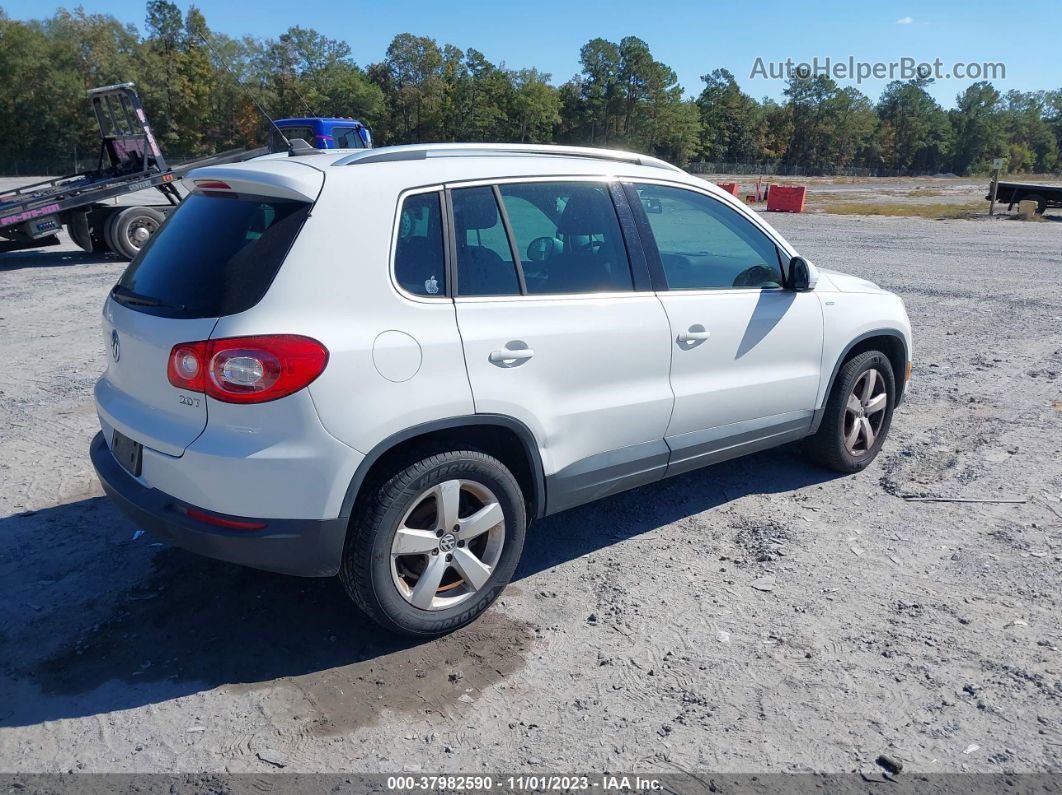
(167, 335, 328, 404)
(167, 342, 208, 391)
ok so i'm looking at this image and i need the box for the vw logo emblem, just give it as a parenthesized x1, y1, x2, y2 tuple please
(111, 330, 121, 363)
(439, 533, 457, 553)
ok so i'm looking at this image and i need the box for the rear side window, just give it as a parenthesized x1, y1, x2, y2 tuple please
(452, 187, 521, 297)
(394, 192, 446, 297)
(499, 182, 633, 294)
(116, 193, 310, 318)
(270, 126, 315, 151)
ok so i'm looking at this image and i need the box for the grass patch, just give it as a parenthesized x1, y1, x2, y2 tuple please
(819, 201, 985, 219)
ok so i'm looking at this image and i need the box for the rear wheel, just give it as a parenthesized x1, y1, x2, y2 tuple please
(108, 206, 165, 260)
(340, 449, 526, 636)
(66, 212, 95, 252)
(804, 350, 895, 473)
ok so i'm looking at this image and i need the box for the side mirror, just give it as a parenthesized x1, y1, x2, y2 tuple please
(788, 256, 814, 291)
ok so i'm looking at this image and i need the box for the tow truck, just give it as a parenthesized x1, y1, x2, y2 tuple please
(0, 84, 373, 259)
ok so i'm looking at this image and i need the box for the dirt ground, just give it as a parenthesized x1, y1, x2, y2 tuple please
(0, 196, 1060, 777)
(700, 174, 1062, 217)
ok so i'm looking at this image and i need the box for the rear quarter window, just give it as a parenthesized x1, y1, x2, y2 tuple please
(116, 193, 311, 318)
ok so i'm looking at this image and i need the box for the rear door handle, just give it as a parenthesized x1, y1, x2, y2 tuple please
(677, 326, 710, 343)
(489, 348, 534, 364)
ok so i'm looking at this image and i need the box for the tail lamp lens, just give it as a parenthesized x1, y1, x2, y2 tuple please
(167, 335, 328, 403)
(167, 343, 207, 391)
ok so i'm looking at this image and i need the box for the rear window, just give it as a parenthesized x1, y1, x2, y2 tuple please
(115, 193, 310, 318)
(271, 126, 315, 150)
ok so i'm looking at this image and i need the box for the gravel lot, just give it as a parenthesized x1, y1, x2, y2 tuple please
(0, 204, 1060, 777)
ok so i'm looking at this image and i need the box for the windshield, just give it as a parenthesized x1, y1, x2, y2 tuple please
(114, 192, 310, 318)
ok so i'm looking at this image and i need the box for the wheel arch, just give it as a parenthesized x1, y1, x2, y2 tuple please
(338, 414, 547, 524)
(811, 329, 909, 434)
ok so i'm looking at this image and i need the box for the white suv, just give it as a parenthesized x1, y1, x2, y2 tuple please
(91, 143, 912, 636)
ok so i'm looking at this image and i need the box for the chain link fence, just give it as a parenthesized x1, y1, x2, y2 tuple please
(687, 161, 955, 178)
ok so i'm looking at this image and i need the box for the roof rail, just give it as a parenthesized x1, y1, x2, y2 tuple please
(332, 143, 683, 171)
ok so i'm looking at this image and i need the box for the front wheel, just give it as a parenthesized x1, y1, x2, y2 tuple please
(340, 450, 526, 636)
(804, 350, 896, 473)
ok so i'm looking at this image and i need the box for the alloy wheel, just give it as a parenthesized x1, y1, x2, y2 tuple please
(843, 368, 888, 456)
(390, 479, 505, 611)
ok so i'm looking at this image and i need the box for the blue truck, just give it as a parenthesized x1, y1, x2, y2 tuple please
(269, 117, 373, 152)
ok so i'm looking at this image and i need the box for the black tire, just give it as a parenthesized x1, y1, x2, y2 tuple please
(109, 206, 165, 260)
(339, 449, 527, 637)
(102, 209, 120, 255)
(804, 350, 896, 473)
(66, 212, 95, 252)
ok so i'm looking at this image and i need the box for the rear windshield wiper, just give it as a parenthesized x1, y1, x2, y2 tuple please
(111, 285, 184, 311)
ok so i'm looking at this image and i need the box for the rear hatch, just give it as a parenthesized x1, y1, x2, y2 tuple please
(96, 161, 323, 456)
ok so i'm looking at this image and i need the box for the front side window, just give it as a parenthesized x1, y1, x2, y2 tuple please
(499, 182, 633, 295)
(635, 184, 784, 290)
(394, 192, 446, 297)
(452, 187, 521, 296)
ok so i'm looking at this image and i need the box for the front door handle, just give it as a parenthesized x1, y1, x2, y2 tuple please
(489, 347, 534, 364)
(677, 326, 710, 343)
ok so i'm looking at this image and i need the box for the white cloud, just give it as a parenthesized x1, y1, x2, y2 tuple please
(895, 16, 913, 24)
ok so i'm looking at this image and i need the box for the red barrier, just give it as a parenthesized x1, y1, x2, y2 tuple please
(766, 185, 806, 213)
(715, 182, 740, 196)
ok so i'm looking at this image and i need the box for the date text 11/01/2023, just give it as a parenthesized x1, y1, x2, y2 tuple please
(385, 775, 663, 792)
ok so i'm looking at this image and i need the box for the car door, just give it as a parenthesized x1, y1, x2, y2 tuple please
(450, 179, 674, 514)
(628, 182, 824, 475)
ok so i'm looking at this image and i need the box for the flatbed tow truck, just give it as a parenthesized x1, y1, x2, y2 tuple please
(0, 83, 269, 259)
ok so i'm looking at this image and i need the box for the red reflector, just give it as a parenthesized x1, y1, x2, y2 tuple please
(185, 507, 266, 530)
(193, 179, 231, 190)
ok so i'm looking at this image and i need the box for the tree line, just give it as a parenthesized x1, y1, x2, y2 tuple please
(1, 2, 1060, 175)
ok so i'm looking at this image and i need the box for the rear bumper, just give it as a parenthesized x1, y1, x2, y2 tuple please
(90, 432, 347, 576)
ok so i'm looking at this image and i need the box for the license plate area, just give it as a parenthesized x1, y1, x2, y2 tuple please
(111, 430, 143, 477)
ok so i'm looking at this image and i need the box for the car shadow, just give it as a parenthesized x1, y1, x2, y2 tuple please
(0, 247, 115, 271)
(735, 289, 796, 359)
(0, 444, 838, 728)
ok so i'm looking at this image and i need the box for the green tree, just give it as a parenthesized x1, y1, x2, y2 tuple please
(578, 38, 622, 144)
(999, 90, 1058, 173)
(507, 68, 560, 142)
(696, 68, 762, 162)
(949, 81, 1005, 174)
(371, 33, 445, 142)
(877, 79, 953, 172)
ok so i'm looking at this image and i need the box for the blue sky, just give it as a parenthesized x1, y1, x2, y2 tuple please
(4, 0, 1058, 107)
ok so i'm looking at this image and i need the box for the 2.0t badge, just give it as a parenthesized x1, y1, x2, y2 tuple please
(111, 330, 121, 362)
